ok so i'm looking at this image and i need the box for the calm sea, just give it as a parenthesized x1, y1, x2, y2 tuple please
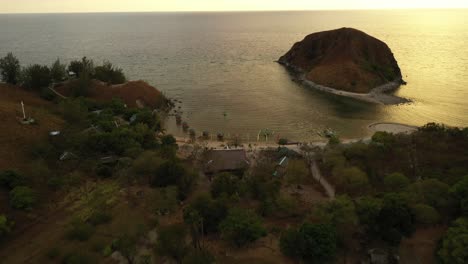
(1, 10, 467, 141)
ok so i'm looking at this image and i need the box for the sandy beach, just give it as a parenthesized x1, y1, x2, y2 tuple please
(174, 122, 418, 151)
(368, 122, 418, 134)
(302, 78, 410, 105)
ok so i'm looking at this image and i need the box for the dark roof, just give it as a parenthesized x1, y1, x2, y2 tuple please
(205, 149, 248, 173)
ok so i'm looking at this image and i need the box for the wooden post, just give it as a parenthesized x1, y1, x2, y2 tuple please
(21, 101, 26, 119)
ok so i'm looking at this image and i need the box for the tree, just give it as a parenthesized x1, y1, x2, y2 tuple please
(21, 64, 52, 90)
(377, 193, 414, 245)
(384, 172, 410, 192)
(355, 196, 382, 234)
(185, 195, 228, 234)
(0, 170, 25, 189)
(412, 203, 440, 225)
(0, 215, 14, 238)
(219, 208, 266, 247)
(68, 57, 94, 77)
(333, 166, 369, 195)
(316, 196, 358, 228)
(151, 160, 185, 187)
(50, 58, 67, 82)
(0, 52, 21, 84)
(210, 173, 239, 198)
(94, 61, 126, 84)
(156, 224, 189, 263)
(280, 223, 337, 263)
(9, 186, 36, 209)
(438, 217, 468, 264)
(451, 175, 468, 215)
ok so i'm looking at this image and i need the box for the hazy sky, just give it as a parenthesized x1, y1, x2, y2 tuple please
(2, 0, 468, 13)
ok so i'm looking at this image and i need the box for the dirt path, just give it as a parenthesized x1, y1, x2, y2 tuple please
(310, 159, 335, 199)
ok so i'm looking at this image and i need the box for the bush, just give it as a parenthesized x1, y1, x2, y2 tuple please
(45, 247, 61, 260)
(280, 223, 337, 263)
(182, 249, 215, 264)
(156, 224, 188, 263)
(95, 164, 113, 178)
(62, 252, 95, 264)
(0, 215, 14, 238)
(152, 186, 178, 215)
(9, 186, 36, 209)
(0, 52, 21, 84)
(219, 208, 266, 247)
(278, 138, 288, 146)
(438, 217, 468, 264)
(88, 211, 112, 226)
(21, 64, 52, 90)
(65, 219, 95, 241)
(412, 203, 440, 225)
(211, 173, 239, 198)
(0, 170, 25, 189)
(151, 160, 185, 187)
(94, 61, 126, 84)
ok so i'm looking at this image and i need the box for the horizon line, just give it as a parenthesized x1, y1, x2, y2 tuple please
(1, 7, 467, 15)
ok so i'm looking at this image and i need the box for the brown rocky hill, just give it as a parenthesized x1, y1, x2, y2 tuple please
(55, 80, 169, 109)
(279, 28, 403, 93)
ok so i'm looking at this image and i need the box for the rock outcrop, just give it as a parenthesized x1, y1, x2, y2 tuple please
(279, 28, 404, 93)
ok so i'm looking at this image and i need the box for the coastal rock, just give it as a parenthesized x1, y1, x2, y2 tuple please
(279, 28, 404, 93)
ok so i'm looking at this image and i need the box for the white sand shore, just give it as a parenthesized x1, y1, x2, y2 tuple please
(302, 78, 410, 105)
(368, 122, 418, 134)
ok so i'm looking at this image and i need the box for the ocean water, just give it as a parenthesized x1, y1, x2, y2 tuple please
(1, 10, 467, 141)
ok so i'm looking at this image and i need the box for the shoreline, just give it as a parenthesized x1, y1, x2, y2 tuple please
(278, 61, 410, 105)
(174, 122, 418, 150)
(302, 77, 410, 105)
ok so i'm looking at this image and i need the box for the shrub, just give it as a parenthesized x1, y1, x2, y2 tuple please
(151, 160, 185, 187)
(62, 252, 95, 264)
(9, 186, 36, 209)
(152, 186, 178, 215)
(0, 170, 25, 189)
(113, 234, 138, 264)
(65, 219, 95, 241)
(280, 223, 337, 263)
(182, 249, 215, 264)
(88, 211, 112, 226)
(333, 166, 369, 195)
(278, 138, 288, 146)
(0, 215, 14, 238)
(21, 64, 52, 90)
(156, 224, 189, 263)
(0, 52, 21, 84)
(45, 247, 61, 260)
(219, 208, 266, 247)
(95, 164, 113, 178)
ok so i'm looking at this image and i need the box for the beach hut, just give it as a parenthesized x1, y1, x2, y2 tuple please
(204, 149, 249, 175)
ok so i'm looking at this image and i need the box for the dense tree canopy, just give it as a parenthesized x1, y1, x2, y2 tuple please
(0, 52, 21, 84)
